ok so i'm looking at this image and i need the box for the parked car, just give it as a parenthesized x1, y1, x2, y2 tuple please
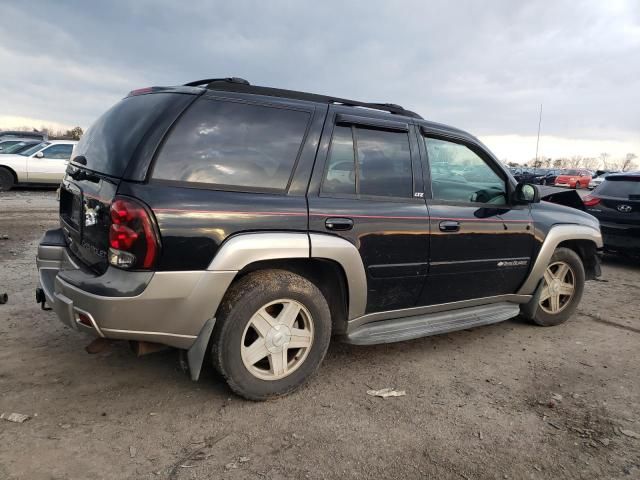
(0, 140, 40, 155)
(588, 171, 620, 189)
(0, 130, 48, 142)
(0, 140, 77, 190)
(554, 169, 592, 189)
(583, 172, 640, 256)
(539, 169, 564, 185)
(35, 78, 603, 400)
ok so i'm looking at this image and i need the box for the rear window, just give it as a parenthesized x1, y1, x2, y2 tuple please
(597, 177, 640, 198)
(73, 93, 185, 177)
(152, 98, 310, 192)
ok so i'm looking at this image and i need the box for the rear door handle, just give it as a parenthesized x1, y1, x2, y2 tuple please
(325, 217, 354, 231)
(439, 220, 460, 232)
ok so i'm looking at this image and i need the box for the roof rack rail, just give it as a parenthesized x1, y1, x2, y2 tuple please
(184, 77, 250, 87)
(201, 80, 423, 119)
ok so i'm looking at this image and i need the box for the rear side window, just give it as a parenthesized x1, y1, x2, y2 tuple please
(73, 93, 189, 177)
(153, 98, 310, 192)
(322, 124, 413, 198)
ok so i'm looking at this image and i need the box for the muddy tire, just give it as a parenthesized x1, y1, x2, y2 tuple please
(0, 167, 14, 191)
(211, 269, 331, 401)
(532, 247, 585, 327)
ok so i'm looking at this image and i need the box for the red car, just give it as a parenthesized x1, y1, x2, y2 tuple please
(554, 169, 592, 189)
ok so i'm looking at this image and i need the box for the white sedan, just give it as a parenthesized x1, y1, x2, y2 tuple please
(0, 140, 77, 191)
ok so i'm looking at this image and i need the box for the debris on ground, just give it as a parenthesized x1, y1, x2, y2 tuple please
(551, 393, 563, 402)
(620, 429, 640, 439)
(224, 462, 238, 470)
(1, 412, 30, 423)
(0, 293, 8, 304)
(367, 388, 406, 399)
(129, 446, 137, 458)
(239, 456, 250, 463)
(1, 234, 8, 240)
(85, 337, 111, 354)
(599, 438, 611, 446)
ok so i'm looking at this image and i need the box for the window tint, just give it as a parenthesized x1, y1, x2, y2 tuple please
(322, 126, 356, 195)
(425, 137, 506, 204)
(356, 128, 412, 197)
(321, 124, 413, 198)
(153, 99, 310, 191)
(74, 93, 191, 177)
(42, 144, 73, 159)
(597, 178, 640, 198)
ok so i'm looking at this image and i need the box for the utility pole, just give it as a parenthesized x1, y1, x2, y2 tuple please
(534, 103, 542, 172)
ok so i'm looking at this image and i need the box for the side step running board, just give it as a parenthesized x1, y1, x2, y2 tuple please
(344, 302, 521, 345)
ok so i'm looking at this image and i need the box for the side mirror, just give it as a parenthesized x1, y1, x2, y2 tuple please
(514, 182, 540, 204)
(35, 151, 44, 158)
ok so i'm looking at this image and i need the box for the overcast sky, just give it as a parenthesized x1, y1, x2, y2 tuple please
(1, 0, 638, 162)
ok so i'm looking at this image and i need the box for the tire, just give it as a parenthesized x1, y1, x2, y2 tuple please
(0, 167, 14, 191)
(211, 269, 332, 400)
(532, 247, 585, 327)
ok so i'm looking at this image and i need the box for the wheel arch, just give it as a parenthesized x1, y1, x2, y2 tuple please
(518, 224, 602, 295)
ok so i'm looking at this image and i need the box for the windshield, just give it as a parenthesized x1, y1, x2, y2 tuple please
(73, 93, 186, 177)
(19, 142, 49, 156)
(2, 142, 34, 154)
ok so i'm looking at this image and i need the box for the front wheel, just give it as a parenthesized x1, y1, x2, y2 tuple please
(211, 269, 332, 400)
(532, 247, 585, 326)
(0, 167, 14, 191)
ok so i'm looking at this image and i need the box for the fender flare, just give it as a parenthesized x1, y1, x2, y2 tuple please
(517, 224, 603, 295)
(188, 232, 367, 380)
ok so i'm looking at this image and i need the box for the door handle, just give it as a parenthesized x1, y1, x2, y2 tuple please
(439, 220, 460, 232)
(325, 217, 354, 231)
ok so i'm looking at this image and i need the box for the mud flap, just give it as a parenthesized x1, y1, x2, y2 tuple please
(520, 279, 544, 320)
(186, 317, 217, 381)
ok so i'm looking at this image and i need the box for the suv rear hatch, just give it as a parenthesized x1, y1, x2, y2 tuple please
(59, 89, 199, 273)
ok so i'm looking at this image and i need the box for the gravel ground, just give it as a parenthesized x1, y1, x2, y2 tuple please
(0, 189, 639, 480)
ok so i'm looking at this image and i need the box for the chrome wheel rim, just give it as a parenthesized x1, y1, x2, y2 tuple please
(539, 261, 575, 314)
(241, 299, 314, 381)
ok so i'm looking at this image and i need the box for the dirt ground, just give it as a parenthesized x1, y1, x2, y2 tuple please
(1, 189, 639, 480)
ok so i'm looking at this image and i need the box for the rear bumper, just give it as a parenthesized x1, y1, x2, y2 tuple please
(36, 229, 236, 349)
(600, 222, 640, 254)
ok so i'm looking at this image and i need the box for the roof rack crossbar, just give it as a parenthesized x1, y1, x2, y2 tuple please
(200, 80, 423, 119)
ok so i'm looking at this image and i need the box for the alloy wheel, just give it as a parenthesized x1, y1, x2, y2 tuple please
(539, 261, 575, 314)
(240, 299, 314, 381)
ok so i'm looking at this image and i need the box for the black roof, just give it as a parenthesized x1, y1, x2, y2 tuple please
(184, 77, 424, 119)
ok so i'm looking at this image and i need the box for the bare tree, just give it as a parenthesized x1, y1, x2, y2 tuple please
(581, 157, 599, 170)
(621, 153, 638, 172)
(599, 152, 611, 170)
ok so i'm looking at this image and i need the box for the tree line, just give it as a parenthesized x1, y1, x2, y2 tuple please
(7, 125, 83, 141)
(507, 153, 638, 172)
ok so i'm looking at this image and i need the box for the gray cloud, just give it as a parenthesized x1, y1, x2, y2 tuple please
(1, 0, 638, 144)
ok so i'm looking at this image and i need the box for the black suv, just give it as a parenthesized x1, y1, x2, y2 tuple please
(583, 172, 639, 256)
(36, 78, 603, 400)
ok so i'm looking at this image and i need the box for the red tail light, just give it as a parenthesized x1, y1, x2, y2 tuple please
(108, 197, 160, 269)
(583, 195, 601, 207)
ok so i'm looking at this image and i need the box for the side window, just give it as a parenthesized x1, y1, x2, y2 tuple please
(323, 126, 356, 195)
(425, 137, 506, 204)
(153, 98, 310, 191)
(322, 124, 413, 198)
(41, 144, 73, 160)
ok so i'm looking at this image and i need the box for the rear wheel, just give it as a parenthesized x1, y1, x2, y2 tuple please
(0, 168, 15, 191)
(211, 269, 332, 400)
(533, 247, 585, 326)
